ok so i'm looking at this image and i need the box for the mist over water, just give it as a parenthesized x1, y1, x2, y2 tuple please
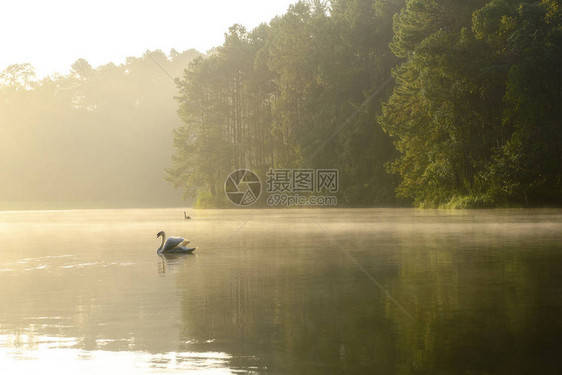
(1, 208, 561, 374)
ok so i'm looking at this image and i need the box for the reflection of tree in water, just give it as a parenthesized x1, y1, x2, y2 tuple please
(174, 219, 562, 374)
(392, 228, 562, 374)
(175, 227, 404, 373)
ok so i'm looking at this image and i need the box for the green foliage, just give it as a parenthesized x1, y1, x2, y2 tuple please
(123, 0, 561, 209)
(168, 0, 407, 206)
(380, 0, 562, 207)
(4, 0, 557, 209)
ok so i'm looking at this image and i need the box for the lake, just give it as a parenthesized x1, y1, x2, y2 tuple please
(1, 208, 561, 374)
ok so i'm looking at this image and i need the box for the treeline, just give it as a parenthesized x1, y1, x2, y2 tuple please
(167, 0, 403, 207)
(0, 49, 200, 209)
(167, 0, 561, 208)
(381, 0, 562, 207)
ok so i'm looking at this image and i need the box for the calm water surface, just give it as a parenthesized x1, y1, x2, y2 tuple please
(1, 208, 561, 374)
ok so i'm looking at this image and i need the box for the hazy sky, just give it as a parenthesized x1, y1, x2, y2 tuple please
(1, 0, 297, 78)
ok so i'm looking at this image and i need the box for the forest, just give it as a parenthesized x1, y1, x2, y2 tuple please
(0, 49, 200, 209)
(1, 0, 560, 209)
(166, 0, 562, 208)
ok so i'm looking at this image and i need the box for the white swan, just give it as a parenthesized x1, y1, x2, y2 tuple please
(156, 231, 196, 253)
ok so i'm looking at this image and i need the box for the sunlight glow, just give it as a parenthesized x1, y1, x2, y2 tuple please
(0, 334, 233, 374)
(0, 0, 297, 77)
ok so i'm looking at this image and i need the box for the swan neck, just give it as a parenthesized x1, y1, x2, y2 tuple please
(158, 233, 166, 252)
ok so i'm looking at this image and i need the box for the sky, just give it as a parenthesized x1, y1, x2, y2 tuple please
(0, 0, 298, 78)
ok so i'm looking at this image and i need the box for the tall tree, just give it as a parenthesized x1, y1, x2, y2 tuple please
(380, 0, 561, 207)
